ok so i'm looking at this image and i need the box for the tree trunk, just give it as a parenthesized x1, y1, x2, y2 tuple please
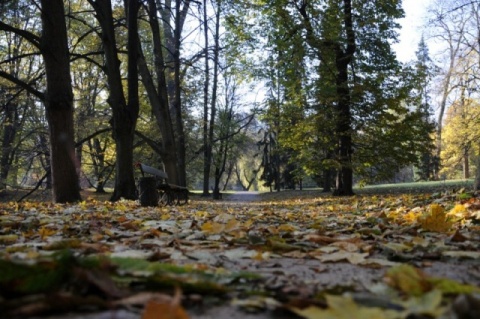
(173, 4, 187, 187)
(38, 134, 52, 189)
(88, 0, 139, 201)
(40, 0, 81, 203)
(202, 0, 211, 196)
(464, 148, 470, 179)
(1, 100, 17, 189)
(333, 59, 354, 196)
(161, 0, 191, 187)
(202, 0, 222, 196)
(474, 149, 480, 191)
(75, 144, 83, 189)
(222, 161, 234, 191)
(322, 168, 332, 192)
(110, 0, 140, 200)
(88, 138, 107, 192)
(298, 0, 355, 196)
(332, 0, 355, 196)
(213, 120, 231, 200)
(139, 0, 180, 184)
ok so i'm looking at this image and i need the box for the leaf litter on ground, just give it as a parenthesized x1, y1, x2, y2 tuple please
(0, 189, 479, 318)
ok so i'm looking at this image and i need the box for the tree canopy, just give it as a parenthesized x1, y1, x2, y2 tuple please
(0, 0, 472, 200)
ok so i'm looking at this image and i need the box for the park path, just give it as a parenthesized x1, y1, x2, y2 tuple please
(224, 191, 260, 202)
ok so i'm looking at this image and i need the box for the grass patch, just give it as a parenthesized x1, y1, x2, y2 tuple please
(356, 179, 474, 194)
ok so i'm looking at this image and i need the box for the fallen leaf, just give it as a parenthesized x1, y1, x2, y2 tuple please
(142, 288, 189, 319)
(442, 251, 480, 259)
(114, 292, 172, 306)
(312, 251, 369, 265)
(384, 264, 432, 296)
(420, 204, 453, 233)
(201, 221, 224, 234)
(400, 289, 445, 317)
(450, 230, 468, 242)
(287, 294, 400, 319)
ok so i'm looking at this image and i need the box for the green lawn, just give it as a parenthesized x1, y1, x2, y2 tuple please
(355, 178, 474, 194)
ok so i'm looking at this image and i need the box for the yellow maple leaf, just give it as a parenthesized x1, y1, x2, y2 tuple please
(39, 226, 57, 240)
(385, 264, 432, 296)
(277, 224, 296, 233)
(195, 211, 209, 219)
(224, 218, 241, 232)
(103, 228, 114, 237)
(0, 234, 18, 244)
(420, 204, 452, 232)
(447, 204, 467, 219)
(201, 221, 224, 234)
(244, 218, 255, 229)
(288, 295, 399, 319)
(404, 210, 420, 223)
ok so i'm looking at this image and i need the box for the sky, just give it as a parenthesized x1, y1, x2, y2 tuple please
(393, 0, 433, 62)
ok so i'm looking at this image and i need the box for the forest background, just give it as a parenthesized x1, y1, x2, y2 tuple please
(0, 0, 479, 203)
(1, 1, 480, 318)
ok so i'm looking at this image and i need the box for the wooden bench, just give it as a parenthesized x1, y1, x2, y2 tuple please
(136, 163, 188, 206)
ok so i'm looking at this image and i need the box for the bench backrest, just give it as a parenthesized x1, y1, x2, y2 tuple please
(139, 163, 168, 180)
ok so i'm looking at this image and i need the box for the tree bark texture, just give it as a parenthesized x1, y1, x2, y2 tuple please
(1, 101, 18, 188)
(332, 0, 355, 196)
(202, 0, 211, 196)
(88, 0, 139, 201)
(139, 0, 180, 185)
(298, 0, 355, 196)
(40, 0, 81, 203)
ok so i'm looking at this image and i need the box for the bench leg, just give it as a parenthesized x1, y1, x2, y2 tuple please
(158, 190, 170, 206)
(178, 190, 188, 205)
(138, 177, 159, 207)
(166, 190, 176, 206)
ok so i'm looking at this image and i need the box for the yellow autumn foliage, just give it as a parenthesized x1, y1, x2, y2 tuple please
(420, 204, 453, 233)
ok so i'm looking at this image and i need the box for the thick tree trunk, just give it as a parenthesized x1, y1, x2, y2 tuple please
(47, 108, 81, 201)
(173, 25, 187, 187)
(140, 0, 179, 184)
(333, 62, 354, 196)
(111, 123, 137, 200)
(88, 0, 139, 201)
(298, 0, 355, 196)
(213, 166, 222, 200)
(40, 0, 81, 203)
(162, 0, 191, 187)
(332, 0, 355, 196)
(110, 0, 140, 201)
(322, 168, 333, 193)
(111, 0, 140, 201)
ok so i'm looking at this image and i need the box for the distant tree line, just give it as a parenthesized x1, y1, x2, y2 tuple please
(2, 0, 477, 203)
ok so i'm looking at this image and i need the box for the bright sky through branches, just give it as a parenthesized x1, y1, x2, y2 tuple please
(393, 0, 432, 62)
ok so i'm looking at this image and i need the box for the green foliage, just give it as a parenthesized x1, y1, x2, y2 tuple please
(441, 98, 480, 178)
(227, 0, 432, 187)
